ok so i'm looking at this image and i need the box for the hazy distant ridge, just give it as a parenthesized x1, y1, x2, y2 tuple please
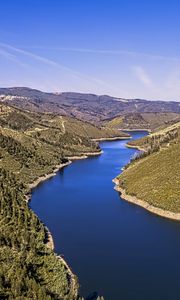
(0, 87, 179, 124)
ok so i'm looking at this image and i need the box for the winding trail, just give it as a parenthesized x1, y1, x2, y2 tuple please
(60, 116, 66, 134)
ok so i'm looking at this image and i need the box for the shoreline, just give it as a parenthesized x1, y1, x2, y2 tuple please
(25, 137, 138, 298)
(67, 149, 103, 160)
(92, 135, 130, 141)
(45, 228, 78, 299)
(120, 128, 151, 132)
(113, 178, 180, 221)
(25, 148, 105, 298)
(25, 150, 103, 201)
(25, 160, 79, 297)
(45, 226, 55, 250)
(125, 143, 146, 152)
(25, 161, 71, 202)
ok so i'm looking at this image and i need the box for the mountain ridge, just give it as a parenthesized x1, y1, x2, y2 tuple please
(1, 87, 179, 125)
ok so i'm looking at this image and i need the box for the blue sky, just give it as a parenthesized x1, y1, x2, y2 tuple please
(0, 0, 180, 100)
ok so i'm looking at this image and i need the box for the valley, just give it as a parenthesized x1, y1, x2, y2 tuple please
(0, 89, 180, 299)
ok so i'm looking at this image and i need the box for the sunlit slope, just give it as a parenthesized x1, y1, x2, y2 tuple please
(117, 122, 180, 212)
(0, 103, 128, 184)
(106, 112, 180, 131)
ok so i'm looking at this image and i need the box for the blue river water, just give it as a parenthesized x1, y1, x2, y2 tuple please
(30, 131, 180, 300)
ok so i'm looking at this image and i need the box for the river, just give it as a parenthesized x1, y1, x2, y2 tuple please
(30, 131, 180, 300)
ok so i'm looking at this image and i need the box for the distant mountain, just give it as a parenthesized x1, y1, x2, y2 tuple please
(0, 87, 179, 125)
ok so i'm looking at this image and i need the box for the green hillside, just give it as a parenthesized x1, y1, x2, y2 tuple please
(106, 112, 180, 131)
(0, 103, 128, 183)
(117, 122, 180, 213)
(1, 103, 118, 299)
(0, 168, 78, 300)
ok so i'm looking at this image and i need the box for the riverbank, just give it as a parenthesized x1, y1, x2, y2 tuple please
(113, 178, 180, 221)
(25, 161, 71, 202)
(121, 128, 151, 132)
(26, 150, 103, 201)
(92, 136, 130, 141)
(45, 227, 78, 299)
(26, 136, 133, 299)
(25, 148, 105, 299)
(67, 150, 103, 160)
(25, 136, 131, 202)
(25, 158, 83, 299)
(125, 143, 146, 152)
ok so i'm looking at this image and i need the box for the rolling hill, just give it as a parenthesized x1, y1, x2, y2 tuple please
(106, 112, 180, 131)
(115, 122, 180, 217)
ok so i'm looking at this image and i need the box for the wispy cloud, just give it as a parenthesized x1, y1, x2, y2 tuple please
(0, 42, 120, 93)
(22, 46, 180, 63)
(0, 48, 16, 60)
(0, 42, 82, 78)
(133, 66, 153, 87)
(0, 47, 28, 67)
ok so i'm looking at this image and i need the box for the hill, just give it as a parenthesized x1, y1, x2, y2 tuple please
(106, 112, 180, 131)
(115, 122, 180, 218)
(0, 105, 128, 184)
(0, 87, 180, 125)
(1, 103, 126, 299)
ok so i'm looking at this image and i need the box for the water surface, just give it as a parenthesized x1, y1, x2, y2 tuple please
(31, 132, 180, 299)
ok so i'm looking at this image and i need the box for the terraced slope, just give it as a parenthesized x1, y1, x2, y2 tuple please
(116, 122, 180, 215)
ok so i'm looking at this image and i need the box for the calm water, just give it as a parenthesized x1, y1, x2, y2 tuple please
(31, 132, 180, 300)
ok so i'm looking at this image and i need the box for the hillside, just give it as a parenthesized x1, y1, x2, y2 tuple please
(127, 121, 180, 153)
(106, 112, 180, 131)
(0, 87, 180, 125)
(0, 108, 128, 184)
(115, 122, 180, 216)
(0, 168, 79, 299)
(1, 103, 125, 299)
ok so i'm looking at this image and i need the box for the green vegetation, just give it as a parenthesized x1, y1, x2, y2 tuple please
(106, 112, 180, 131)
(118, 122, 180, 213)
(0, 103, 128, 183)
(0, 103, 111, 299)
(0, 168, 78, 299)
(128, 122, 179, 151)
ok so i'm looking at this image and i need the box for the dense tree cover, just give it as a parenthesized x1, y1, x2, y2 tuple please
(0, 133, 50, 167)
(0, 168, 78, 299)
(0, 110, 35, 131)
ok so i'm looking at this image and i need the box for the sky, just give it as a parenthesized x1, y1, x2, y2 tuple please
(0, 0, 180, 100)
